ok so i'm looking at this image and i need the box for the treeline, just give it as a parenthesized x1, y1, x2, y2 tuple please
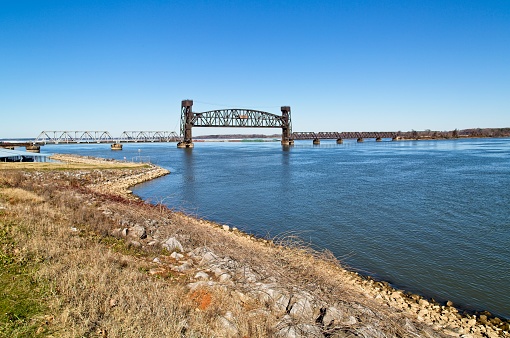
(399, 128, 510, 140)
(194, 134, 281, 139)
(193, 128, 510, 140)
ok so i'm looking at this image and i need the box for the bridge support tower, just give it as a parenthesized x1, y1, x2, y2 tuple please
(280, 106, 294, 146)
(177, 100, 195, 148)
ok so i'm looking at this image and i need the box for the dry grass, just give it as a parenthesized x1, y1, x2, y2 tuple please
(0, 171, 281, 337)
(0, 167, 474, 337)
(0, 162, 146, 171)
(0, 188, 45, 204)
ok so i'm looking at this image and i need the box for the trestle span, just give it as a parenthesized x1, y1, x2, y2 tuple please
(34, 131, 179, 144)
(291, 131, 398, 144)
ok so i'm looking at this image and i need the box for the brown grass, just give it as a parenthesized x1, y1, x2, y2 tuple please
(0, 162, 146, 171)
(1, 167, 496, 337)
(0, 188, 45, 204)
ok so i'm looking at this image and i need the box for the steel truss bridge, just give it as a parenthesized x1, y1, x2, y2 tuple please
(177, 99, 399, 147)
(31, 100, 400, 148)
(34, 131, 179, 144)
(192, 109, 289, 128)
(178, 100, 293, 147)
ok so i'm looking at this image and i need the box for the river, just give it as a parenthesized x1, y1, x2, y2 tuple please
(41, 138, 510, 319)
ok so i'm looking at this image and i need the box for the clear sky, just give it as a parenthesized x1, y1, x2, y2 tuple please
(1, 0, 509, 138)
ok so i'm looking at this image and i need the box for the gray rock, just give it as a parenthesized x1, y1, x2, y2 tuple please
(321, 307, 356, 327)
(187, 281, 216, 291)
(128, 224, 147, 239)
(212, 267, 226, 277)
(322, 307, 343, 326)
(289, 294, 315, 320)
(218, 312, 238, 336)
(236, 266, 258, 283)
(356, 325, 387, 338)
(275, 294, 292, 313)
(188, 246, 214, 259)
(175, 261, 192, 272)
(195, 271, 210, 280)
(170, 251, 184, 260)
(275, 315, 323, 338)
(200, 251, 219, 265)
(162, 237, 184, 252)
(218, 273, 232, 282)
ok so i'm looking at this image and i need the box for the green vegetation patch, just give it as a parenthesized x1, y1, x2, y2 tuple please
(0, 220, 49, 337)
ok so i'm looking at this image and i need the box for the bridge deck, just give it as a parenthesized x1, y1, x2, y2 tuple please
(292, 132, 397, 140)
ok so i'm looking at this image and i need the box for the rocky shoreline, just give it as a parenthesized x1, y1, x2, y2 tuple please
(50, 154, 170, 198)
(3, 154, 508, 337)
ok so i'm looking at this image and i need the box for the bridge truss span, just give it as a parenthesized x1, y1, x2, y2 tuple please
(178, 100, 293, 148)
(118, 131, 180, 143)
(292, 131, 398, 140)
(193, 109, 287, 128)
(34, 131, 180, 144)
(35, 131, 114, 144)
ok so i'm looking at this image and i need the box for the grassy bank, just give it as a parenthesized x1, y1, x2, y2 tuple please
(0, 158, 508, 337)
(0, 214, 48, 337)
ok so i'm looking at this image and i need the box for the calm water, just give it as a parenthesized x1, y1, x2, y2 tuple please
(42, 138, 510, 318)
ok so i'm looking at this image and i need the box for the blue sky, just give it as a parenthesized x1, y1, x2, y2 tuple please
(1, 0, 509, 138)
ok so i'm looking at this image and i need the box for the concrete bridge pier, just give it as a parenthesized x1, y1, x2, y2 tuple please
(280, 106, 294, 146)
(177, 142, 194, 148)
(357, 138, 364, 143)
(177, 100, 195, 148)
(313, 138, 321, 145)
(336, 138, 343, 144)
(25, 145, 41, 153)
(111, 143, 123, 150)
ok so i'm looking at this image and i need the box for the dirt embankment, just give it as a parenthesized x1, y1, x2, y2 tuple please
(0, 154, 508, 337)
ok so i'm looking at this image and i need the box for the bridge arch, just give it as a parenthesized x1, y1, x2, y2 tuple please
(177, 100, 293, 148)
